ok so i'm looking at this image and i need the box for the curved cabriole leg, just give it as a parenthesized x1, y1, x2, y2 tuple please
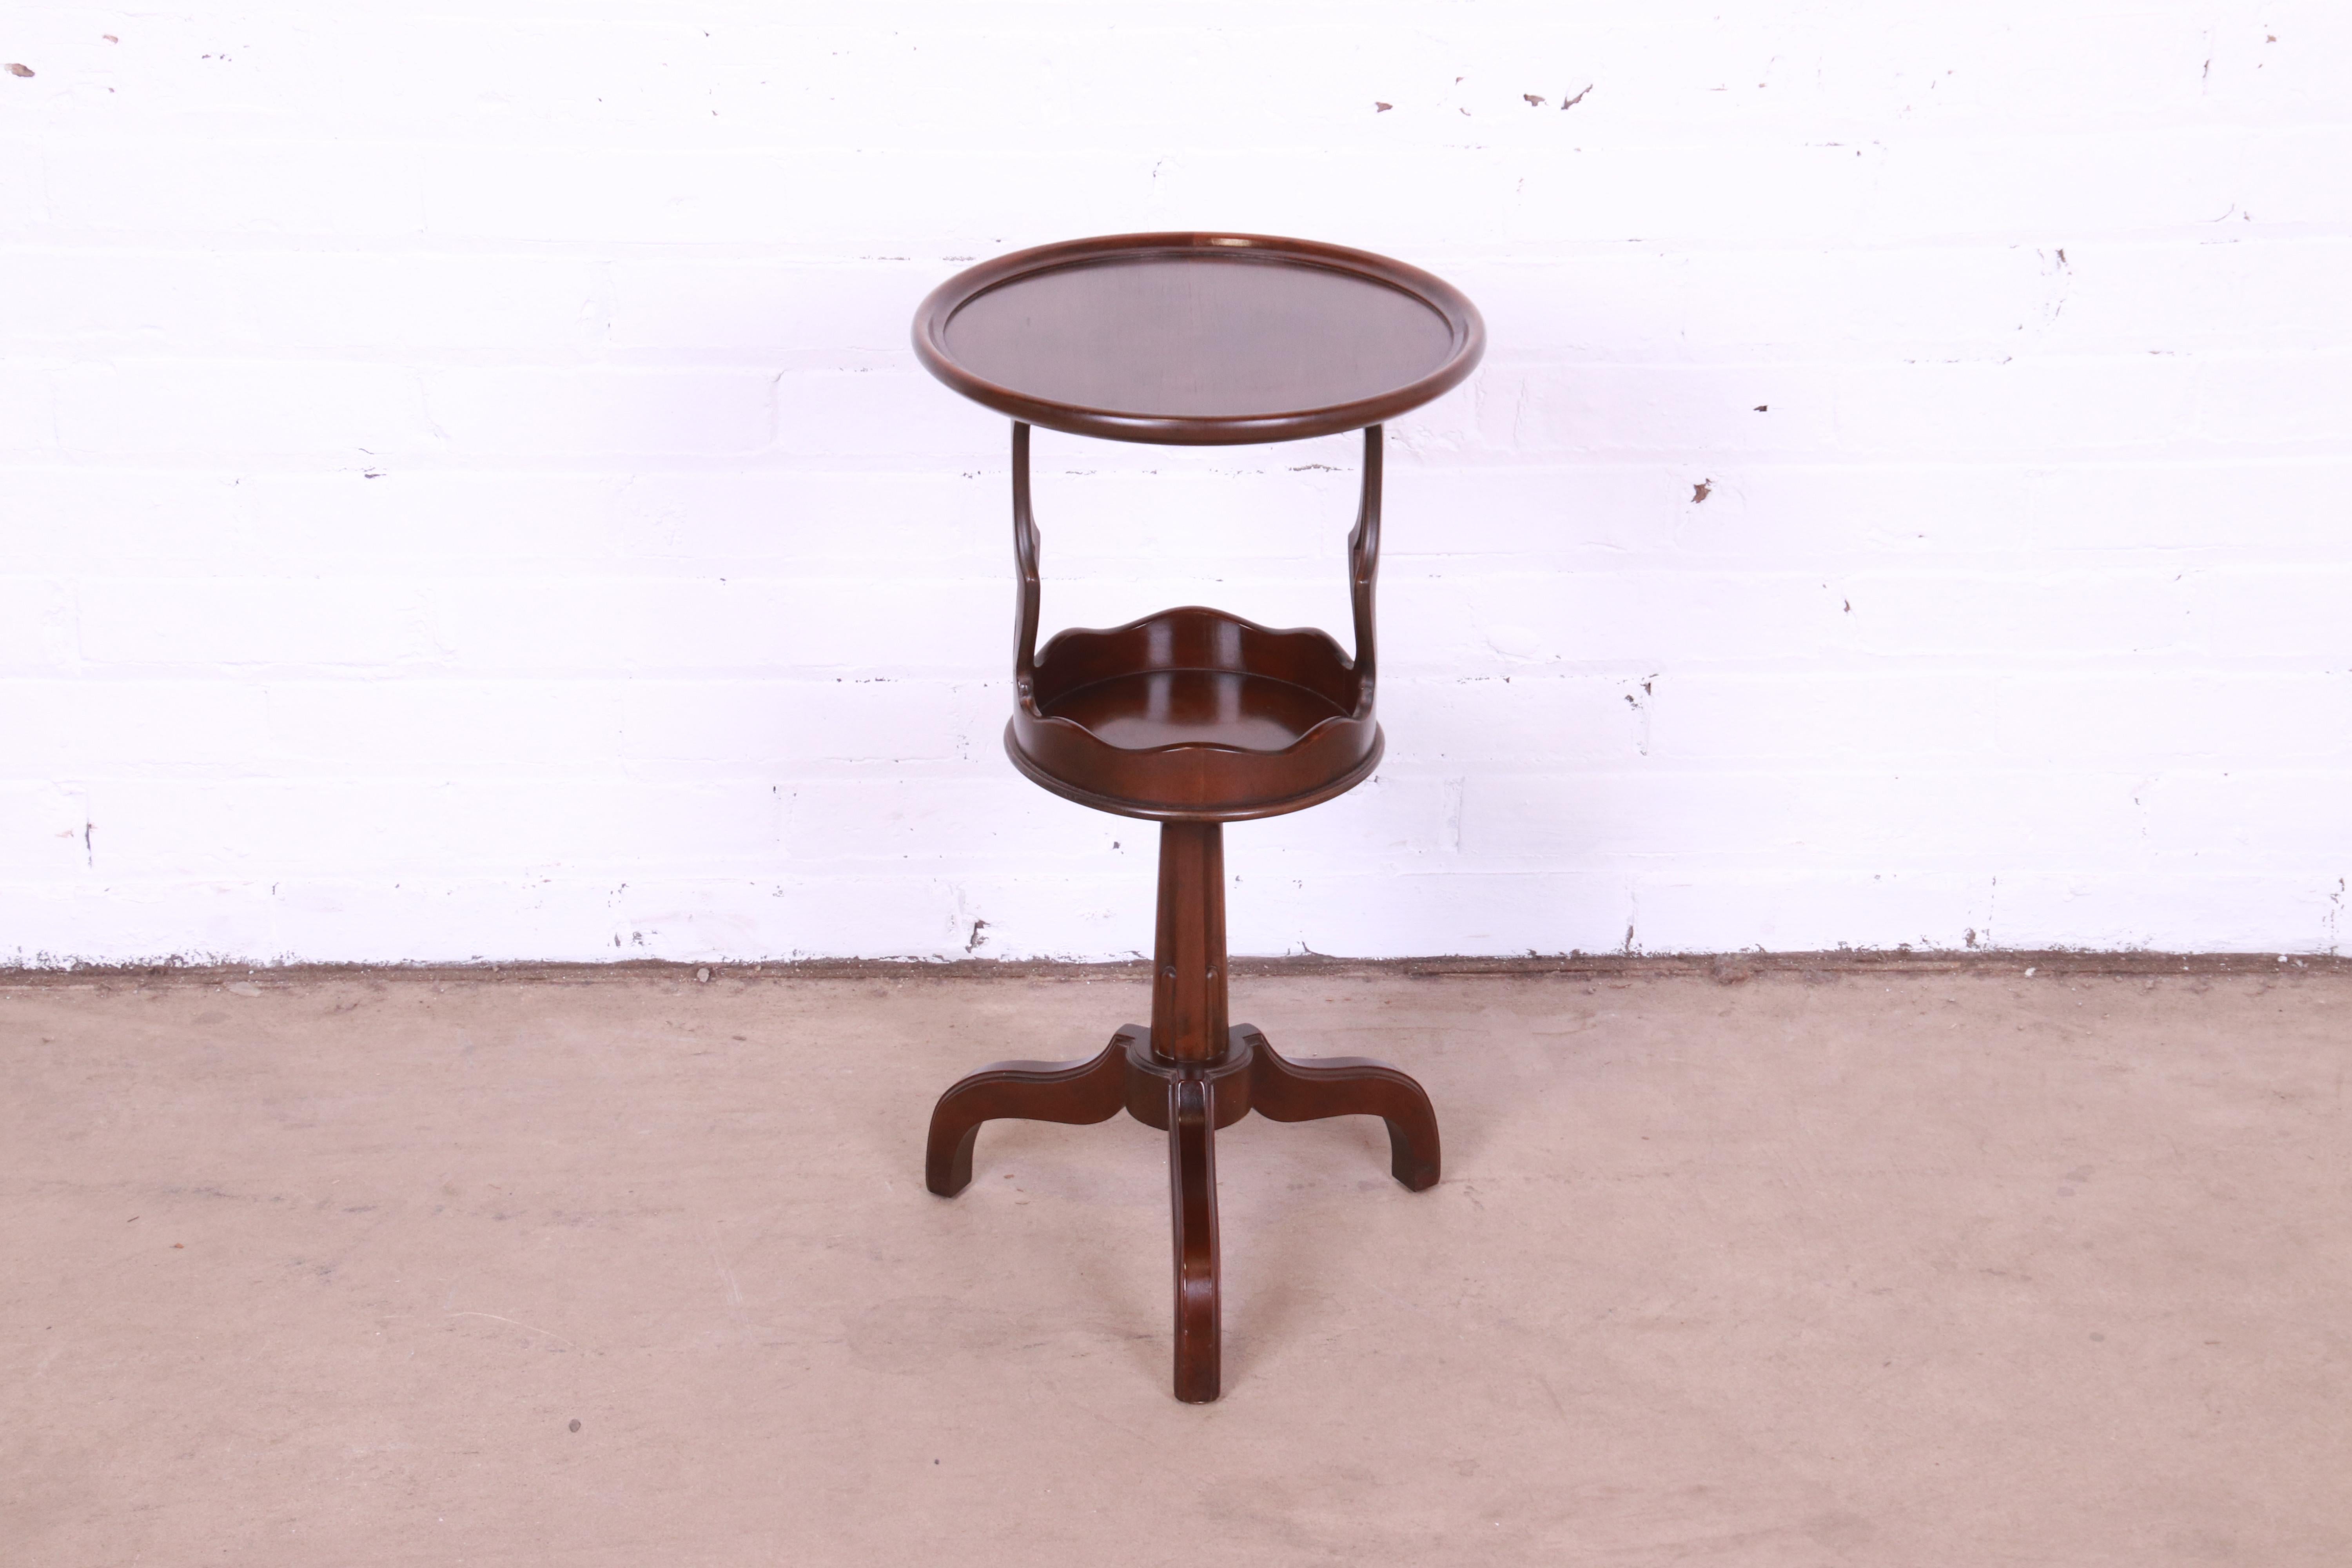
(1168, 1077, 1220, 1403)
(1238, 1024, 1441, 1191)
(925, 1026, 1141, 1196)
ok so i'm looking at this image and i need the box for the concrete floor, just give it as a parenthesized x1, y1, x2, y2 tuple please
(2, 963, 2346, 1566)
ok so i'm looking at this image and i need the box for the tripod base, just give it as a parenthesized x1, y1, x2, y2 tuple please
(925, 1022, 1440, 1403)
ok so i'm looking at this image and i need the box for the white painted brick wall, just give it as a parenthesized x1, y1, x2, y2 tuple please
(4, 1, 2348, 964)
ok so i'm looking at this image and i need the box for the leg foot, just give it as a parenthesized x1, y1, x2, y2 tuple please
(925, 1026, 1140, 1196)
(1168, 1076, 1220, 1403)
(1240, 1024, 1441, 1191)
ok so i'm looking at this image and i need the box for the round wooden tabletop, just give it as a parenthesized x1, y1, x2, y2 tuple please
(911, 232, 1484, 446)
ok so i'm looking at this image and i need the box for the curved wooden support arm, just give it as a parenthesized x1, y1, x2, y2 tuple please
(1012, 420, 1042, 706)
(1347, 424, 1384, 702)
(924, 1029, 1133, 1196)
(1240, 1023, 1439, 1191)
(1168, 1076, 1221, 1403)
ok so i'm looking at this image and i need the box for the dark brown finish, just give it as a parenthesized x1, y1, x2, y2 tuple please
(1004, 424, 1386, 822)
(1241, 1023, 1441, 1191)
(1151, 822, 1227, 1062)
(922, 1028, 1135, 1199)
(923, 826, 1442, 1403)
(915, 233, 1466, 1401)
(1167, 1077, 1219, 1403)
(923, 1006, 1441, 1403)
(912, 232, 1485, 445)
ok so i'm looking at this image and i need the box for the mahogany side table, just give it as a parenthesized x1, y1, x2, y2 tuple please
(909, 232, 1484, 1402)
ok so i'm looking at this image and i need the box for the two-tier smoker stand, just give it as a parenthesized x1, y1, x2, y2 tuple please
(910, 232, 1485, 1402)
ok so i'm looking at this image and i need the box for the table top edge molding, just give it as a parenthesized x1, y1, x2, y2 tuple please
(911, 230, 1486, 446)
